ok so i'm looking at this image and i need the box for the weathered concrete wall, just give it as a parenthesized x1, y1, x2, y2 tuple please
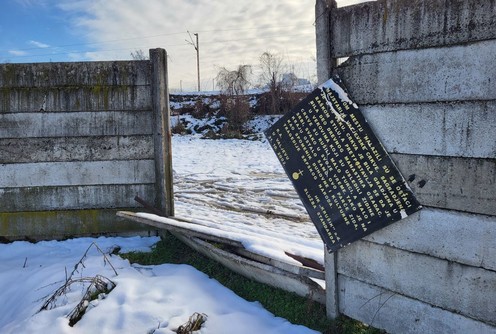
(331, 0, 496, 57)
(0, 48, 173, 240)
(316, 0, 496, 332)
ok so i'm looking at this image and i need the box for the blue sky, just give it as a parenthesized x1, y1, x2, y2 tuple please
(0, 1, 85, 62)
(1, 0, 362, 91)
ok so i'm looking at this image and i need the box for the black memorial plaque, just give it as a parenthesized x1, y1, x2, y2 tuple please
(265, 76, 421, 252)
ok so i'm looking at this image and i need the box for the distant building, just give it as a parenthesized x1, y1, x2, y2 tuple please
(280, 73, 313, 92)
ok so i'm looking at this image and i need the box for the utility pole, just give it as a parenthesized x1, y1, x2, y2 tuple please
(186, 31, 200, 92)
(195, 33, 200, 92)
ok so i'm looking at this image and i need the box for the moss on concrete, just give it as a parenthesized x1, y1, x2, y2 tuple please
(0, 209, 152, 241)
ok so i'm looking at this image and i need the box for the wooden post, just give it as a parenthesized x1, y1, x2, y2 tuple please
(150, 48, 174, 216)
(316, 0, 340, 319)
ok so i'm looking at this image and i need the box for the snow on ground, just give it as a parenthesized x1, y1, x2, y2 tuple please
(0, 237, 317, 334)
(171, 135, 324, 265)
(170, 113, 228, 135)
(170, 112, 281, 137)
(0, 121, 324, 333)
(245, 115, 281, 133)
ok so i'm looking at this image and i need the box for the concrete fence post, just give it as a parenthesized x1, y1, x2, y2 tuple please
(315, 0, 340, 319)
(315, 0, 337, 84)
(150, 48, 174, 216)
(325, 250, 340, 319)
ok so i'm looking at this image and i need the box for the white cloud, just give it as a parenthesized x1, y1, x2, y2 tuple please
(57, 0, 317, 91)
(57, 0, 371, 91)
(8, 50, 28, 56)
(29, 40, 50, 48)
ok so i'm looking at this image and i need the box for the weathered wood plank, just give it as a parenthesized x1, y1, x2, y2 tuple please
(120, 211, 327, 279)
(0, 86, 151, 112)
(392, 154, 495, 216)
(362, 101, 496, 158)
(175, 234, 325, 304)
(0, 111, 153, 138)
(234, 248, 325, 280)
(337, 240, 496, 325)
(331, 0, 496, 57)
(338, 275, 496, 334)
(0, 135, 153, 163)
(0, 61, 150, 87)
(0, 184, 155, 212)
(363, 208, 496, 271)
(0, 209, 154, 241)
(0, 160, 155, 187)
(117, 211, 244, 248)
(336, 39, 496, 104)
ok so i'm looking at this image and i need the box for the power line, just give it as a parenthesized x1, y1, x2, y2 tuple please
(2, 26, 315, 64)
(194, 24, 308, 34)
(200, 31, 313, 46)
(0, 24, 312, 54)
(2, 43, 189, 59)
(0, 31, 188, 53)
(4, 31, 314, 61)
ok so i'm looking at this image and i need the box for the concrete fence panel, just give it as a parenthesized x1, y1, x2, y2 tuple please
(316, 0, 496, 332)
(0, 48, 173, 240)
(336, 40, 496, 105)
(361, 102, 496, 158)
(331, 0, 496, 57)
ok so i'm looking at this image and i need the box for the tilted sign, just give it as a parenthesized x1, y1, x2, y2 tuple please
(265, 76, 421, 252)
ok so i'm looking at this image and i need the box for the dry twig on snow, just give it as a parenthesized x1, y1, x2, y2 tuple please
(176, 312, 208, 334)
(37, 242, 118, 327)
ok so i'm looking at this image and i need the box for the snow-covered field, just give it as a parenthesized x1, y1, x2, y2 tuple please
(172, 135, 324, 265)
(0, 129, 324, 333)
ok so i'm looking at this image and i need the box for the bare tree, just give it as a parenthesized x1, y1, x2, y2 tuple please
(259, 51, 283, 90)
(215, 65, 252, 135)
(259, 51, 284, 114)
(216, 65, 252, 96)
(257, 51, 307, 114)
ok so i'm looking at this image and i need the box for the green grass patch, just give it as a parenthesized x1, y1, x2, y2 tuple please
(120, 232, 382, 334)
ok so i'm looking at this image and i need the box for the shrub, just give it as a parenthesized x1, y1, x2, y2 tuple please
(171, 120, 187, 134)
(218, 95, 251, 134)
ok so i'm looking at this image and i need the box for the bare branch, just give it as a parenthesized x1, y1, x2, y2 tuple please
(130, 49, 148, 60)
(216, 65, 252, 96)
